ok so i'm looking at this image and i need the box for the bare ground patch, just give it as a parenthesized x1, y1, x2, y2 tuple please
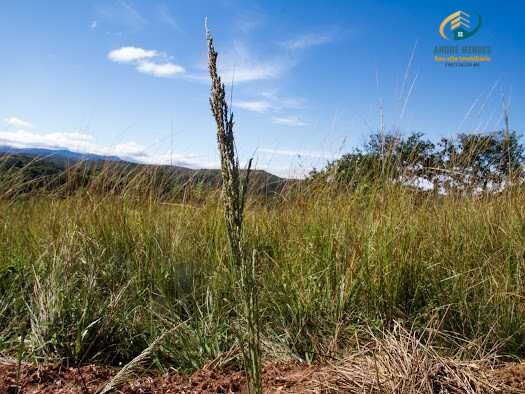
(3, 358, 525, 393)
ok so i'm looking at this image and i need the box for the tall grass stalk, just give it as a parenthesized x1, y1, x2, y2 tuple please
(206, 23, 262, 393)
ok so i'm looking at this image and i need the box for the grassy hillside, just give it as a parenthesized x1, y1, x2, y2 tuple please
(0, 153, 288, 199)
(1, 178, 524, 371)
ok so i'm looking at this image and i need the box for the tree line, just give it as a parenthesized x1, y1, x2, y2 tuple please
(312, 130, 524, 193)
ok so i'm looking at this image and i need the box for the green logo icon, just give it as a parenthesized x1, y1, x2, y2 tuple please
(439, 11, 482, 41)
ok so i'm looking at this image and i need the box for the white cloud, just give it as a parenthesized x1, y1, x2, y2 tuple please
(108, 46, 185, 78)
(0, 129, 209, 168)
(272, 116, 308, 127)
(136, 60, 185, 77)
(113, 142, 148, 158)
(258, 148, 338, 159)
(91, 20, 98, 30)
(4, 117, 34, 129)
(233, 100, 273, 113)
(0, 130, 95, 152)
(282, 33, 333, 50)
(140, 152, 215, 168)
(108, 46, 158, 63)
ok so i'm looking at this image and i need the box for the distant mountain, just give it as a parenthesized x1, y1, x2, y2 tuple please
(0, 147, 291, 196)
(0, 146, 125, 163)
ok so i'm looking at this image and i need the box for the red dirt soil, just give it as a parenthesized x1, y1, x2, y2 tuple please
(2, 358, 525, 393)
(0, 360, 333, 393)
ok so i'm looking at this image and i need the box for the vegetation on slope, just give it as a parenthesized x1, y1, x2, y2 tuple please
(0, 153, 287, 200)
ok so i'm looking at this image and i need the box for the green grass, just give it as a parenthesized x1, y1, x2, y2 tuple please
(1, 181, 525, 371)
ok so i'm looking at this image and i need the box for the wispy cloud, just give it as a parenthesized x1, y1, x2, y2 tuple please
(233, 100, 273, 113)
(281, 33, 333, 50)
(90, 20, 98, 30)
(258, 148, 338, 159)
(219, 41, 291, 83)
(4, 117, 34, 129)
(259, 91, 305, 110)
(235, 10, 265, 33)
(234, 92, 308, 128)
(96, 0, 147, 31)
(221, 61, 284, 83)
(191, 31, 324, 84)
(108, 46, 185, 78)
(234, 92, 305, 114)
(156, 4, 179, 30)
(271, 116, 308, 127)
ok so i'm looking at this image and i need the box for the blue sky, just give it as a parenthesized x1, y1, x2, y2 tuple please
(1, 1, 524, 177)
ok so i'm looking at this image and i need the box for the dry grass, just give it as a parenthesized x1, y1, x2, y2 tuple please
(319, 324, 521, 393)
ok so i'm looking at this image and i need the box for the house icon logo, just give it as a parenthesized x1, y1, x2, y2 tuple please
(439, 11, 482, 41)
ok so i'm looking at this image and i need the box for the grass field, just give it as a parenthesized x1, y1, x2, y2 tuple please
(1, 177, 525, 378)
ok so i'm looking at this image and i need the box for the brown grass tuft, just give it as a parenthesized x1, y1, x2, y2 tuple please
(318, 323, 521, 393)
